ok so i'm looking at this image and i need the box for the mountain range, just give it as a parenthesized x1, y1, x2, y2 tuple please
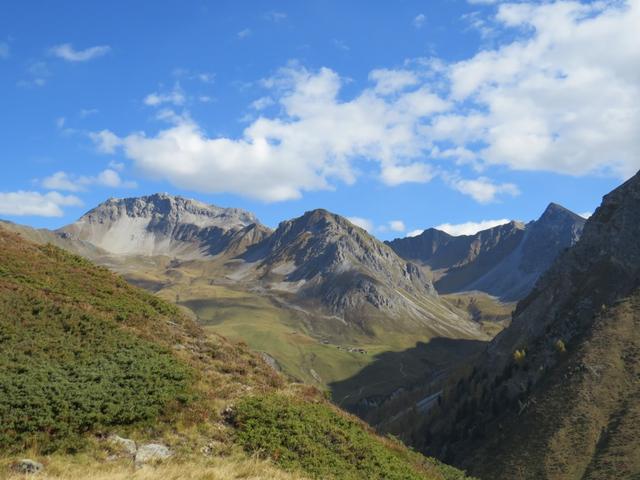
(55, 195, 480, 336)
(387, 203, 586, 301)
(2, 174, 639, 479)
(0, 193, 585, 409)
(58, 192, 270, 258)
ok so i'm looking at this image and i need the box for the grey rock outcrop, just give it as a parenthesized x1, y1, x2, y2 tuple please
(108, 434, 137, 456)
(135, 443, 173, 465)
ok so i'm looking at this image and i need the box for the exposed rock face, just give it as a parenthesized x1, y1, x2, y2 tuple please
(244, 209, 480, 337)
(388, 222, 526, 272)
(491, 181, 640, 364)
(387, 203, 586, 301)
(415, 172, 640, 479)
(59, 193, 269, 258)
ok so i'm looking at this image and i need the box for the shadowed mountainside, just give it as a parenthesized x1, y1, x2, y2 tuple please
(385, 171, 640, 479)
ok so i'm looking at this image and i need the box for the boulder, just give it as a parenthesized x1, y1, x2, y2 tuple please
(135, 443, 173, 465)
(13, 459, 43, 474)
(108, 434, 137, 456)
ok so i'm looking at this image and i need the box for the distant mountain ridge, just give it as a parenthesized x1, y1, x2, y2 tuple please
(59, 193, 270, 258)
(2, 196, 477, 340)
(387, 203, 586, 301)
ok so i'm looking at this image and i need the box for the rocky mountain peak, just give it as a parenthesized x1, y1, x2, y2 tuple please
(536, 202, 585, 229)
(240, 209, 478, 335)
(88, 193, 259, 230)
(59, 194, 264, 258)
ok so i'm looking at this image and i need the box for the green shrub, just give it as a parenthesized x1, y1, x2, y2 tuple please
(232, 393, 469, 480)
(0, 293, 192, 452)
(554, 339, 566, 353)
(0, 234, 193, 453)
(513, 349, 526, 365)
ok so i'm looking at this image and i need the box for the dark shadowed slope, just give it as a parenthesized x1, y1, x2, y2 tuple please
(406, 172, 640, 479)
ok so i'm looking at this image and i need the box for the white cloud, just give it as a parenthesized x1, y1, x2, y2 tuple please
(237, 28, 251, 39)
(49, 43, 111, 62)
(436, 218, 510, 236)
(378, 220, 406, 233)
(0, 191, 82, 217)
(413, 13, 426, 28)
(108, 160, 125, 171)
(333, 39, 349, 51)
(381, 163, 434, 186)
(369, 69, 419, 94)
(18, 61, 50, 88)
(440, 0, 640, 178)
(0, 42, 9, 59)
(389, 220, 406, 232)
(144, 85, 185, 107)
(90, 65, 448, 201)
(89, 130, 121, 154)
(42, 172, 80, 192)
(347, 216, 374, 232)
(407, 229, 424, 237)
(79, 108, 99, 118)
(41, 170, 136, 192)
(87, 1, 640, 203)
(196, 73, 215, 83)
(449, 176, 520, 203)
(579, 211, 592, 219)
(251, 96, 275, 110)
(173, 69, 215, 84)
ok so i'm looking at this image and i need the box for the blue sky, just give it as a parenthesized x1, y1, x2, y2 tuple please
(1, 0, 637, 238)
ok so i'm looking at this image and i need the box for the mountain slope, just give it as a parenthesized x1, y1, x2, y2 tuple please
(244, 209, 481, 338)
(0, 228, 473, 480)
(387, 203, 585, 301)
(404, 172, 640, 479)
(59, 193, 270, 259)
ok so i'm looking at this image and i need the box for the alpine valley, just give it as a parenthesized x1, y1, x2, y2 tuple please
(2, 191, 584, 409)
(3, 175, 638, 479)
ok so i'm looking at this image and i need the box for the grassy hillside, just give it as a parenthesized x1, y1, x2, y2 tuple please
(117, 253, 488, 409)
(442, 292, 514, 337)
(0, 229, 473, 480)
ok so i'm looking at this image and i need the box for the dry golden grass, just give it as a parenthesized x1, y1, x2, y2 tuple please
(0, 455, 308, 480)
